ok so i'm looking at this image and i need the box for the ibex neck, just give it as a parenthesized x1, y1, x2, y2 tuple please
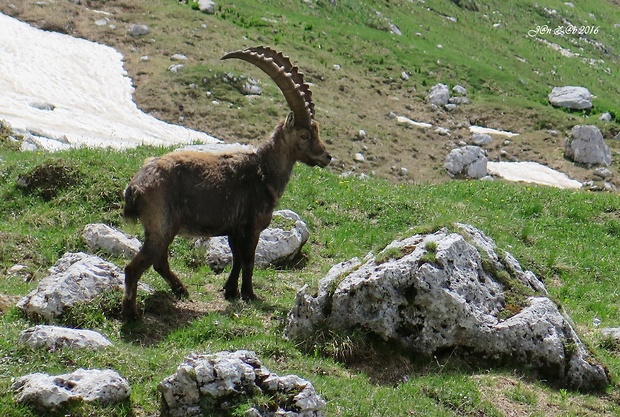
(257, 138, 295, 200)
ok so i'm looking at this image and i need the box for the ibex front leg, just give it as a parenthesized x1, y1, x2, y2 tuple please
(223, 231, 260, 301)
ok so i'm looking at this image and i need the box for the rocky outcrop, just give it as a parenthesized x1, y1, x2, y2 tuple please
(12, 369, 130, 412)
(159, 350, 325, 417)
(201, 210, 310, 272)
(285, 224, 609, 391)
(565, 125, 612, 166)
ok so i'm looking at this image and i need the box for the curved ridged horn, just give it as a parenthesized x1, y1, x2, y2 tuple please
(221, 46, 314, 128)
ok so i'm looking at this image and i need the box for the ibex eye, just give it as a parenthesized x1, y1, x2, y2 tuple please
(301, 135, 309, 141)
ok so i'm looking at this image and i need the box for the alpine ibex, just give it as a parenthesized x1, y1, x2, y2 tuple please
(121, 46, 331, 320)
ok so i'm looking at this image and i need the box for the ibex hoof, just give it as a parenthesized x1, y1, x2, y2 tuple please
(121, 298, 141, 322)
(173, 286, 190, 299)
(223, 288, 239, 300)
(241, 292, 257, 302)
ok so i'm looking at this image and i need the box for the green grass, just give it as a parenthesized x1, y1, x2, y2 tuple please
(2, 140, 620, 416)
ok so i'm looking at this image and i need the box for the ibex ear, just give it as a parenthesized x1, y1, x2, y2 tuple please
(285, 112, 295, 128)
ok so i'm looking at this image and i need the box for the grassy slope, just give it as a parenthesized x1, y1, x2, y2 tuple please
(1, 138, 620, 416)
(1, 0, 620, 416)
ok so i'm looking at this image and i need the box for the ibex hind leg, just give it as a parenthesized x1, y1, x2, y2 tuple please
(153, 251, 189, 299)
(123, 251, 152, 321)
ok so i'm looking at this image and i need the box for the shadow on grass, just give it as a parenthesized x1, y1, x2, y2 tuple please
(119, 290, 278, 346)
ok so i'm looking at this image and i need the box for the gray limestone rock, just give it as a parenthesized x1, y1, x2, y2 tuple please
(548, 86, 593, 110)
(284, 224, 609, 391)
(159, 350, 325, 417)
(12, 369, 130, 412)
(565, 125, 612, 166)
(202, 210, 310, 272)
(19, 325, 113, 350)
(444, 145, 488, 179)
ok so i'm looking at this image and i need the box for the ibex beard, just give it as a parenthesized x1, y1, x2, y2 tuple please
(121, 47, 331, 321)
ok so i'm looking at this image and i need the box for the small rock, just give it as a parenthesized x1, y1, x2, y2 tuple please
(83, 223, 141, 259)
(448, 96, 471, 105)
(452, 85, 467, 96)
(354, 152, 365, 162)
(197, 0, 216, 14)
(594, 167, 612, 179)
(12, 369, 130, 412)
(8, 264, 32, 282)
(565, 125, 612, 166)
(599, 112, 612, 122)
(444, 145, 488, 179)
(400, 71, 409, 80)
(357, 129, 367, 140)
(16, 252, 151, 321)
(128, 24, 149, 37)
(435, 127, 450, 136)
(159, 350, 325, 417)
(548, 86, 592, 110)
(168, 64, 184, 73)
(472, 133, 493, 146)
(171, 53, 188, 61)
(427, 83, 450, 107)
(19, 325, 113, 350)
(202, 210, 310, 272)
(95, 18, 107, 26)
(30, 102, 55, 111)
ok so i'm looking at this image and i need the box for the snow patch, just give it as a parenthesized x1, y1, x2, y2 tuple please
(487, 161, 582, 189)
(0, 13, 220, 150)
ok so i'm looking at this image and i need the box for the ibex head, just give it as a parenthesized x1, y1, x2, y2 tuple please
(221, 46, 331, 168)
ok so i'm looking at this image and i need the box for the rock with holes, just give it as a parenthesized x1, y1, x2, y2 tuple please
(19, 325, 113, 350)
(285, 224, 609, 391)
(12, 368, 130, 412)
(565, 125, 612, 166)
(16, 252, 151, 321)
(159, 350, 325, 417)
(83, 223, 141, 259)
(201, 210, 310, 272)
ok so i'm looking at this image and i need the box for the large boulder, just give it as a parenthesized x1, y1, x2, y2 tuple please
(159, 350, 325, 417)
(19, 325, 113, 350)
(285, 224, 609, 391)
(548, 86, 593, 110)
(564, 125, 612, 166)
(202, 210, 310, 272)
(16, 252, 151, 321)
(12, 368, 130, 412)
(444, 145, 488, 179)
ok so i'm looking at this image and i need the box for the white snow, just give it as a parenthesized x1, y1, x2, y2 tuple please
(469, 126, 519, 137)
(394, 115, 433, 128)
(487, 161, 582, 189)
(0, 13, 220, 150)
